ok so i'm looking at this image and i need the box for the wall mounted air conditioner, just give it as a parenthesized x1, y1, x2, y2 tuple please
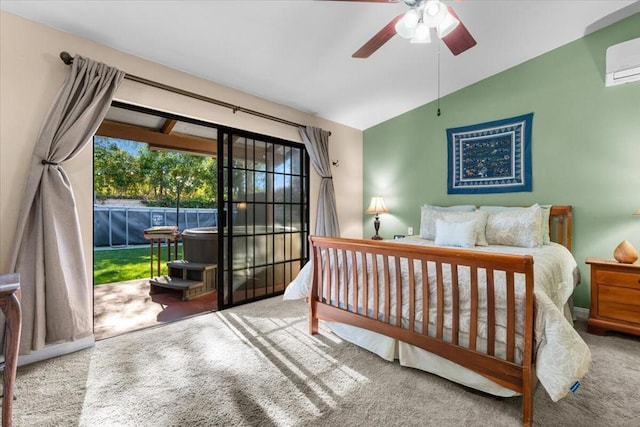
(605, 37, 640, 87)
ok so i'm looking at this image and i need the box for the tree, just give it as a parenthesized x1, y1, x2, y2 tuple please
(94, 136, 218, 208)
(94, 136, 142, 198)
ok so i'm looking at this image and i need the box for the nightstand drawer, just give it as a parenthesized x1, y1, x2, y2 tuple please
(599, 285, 640, 323)
(596, 270, 640, 290)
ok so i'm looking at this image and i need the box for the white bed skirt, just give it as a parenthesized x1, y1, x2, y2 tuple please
(326, 320, 520, 397)
(325, 299, 575, 398)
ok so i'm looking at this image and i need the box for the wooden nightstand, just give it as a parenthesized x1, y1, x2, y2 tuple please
(585, 257, 640, 337)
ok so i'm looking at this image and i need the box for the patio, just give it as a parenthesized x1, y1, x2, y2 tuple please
(93, 278, 218, 340)
(93, 277, 286, 340)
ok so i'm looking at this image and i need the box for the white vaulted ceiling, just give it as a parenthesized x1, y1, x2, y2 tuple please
(1, 0, 638, 130)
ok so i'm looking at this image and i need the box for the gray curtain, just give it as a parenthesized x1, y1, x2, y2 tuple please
(7, 55, 124, 354)
(299, 126, 340, 237)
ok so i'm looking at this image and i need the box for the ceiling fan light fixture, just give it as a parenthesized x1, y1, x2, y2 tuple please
(410, 21, 431, 44)
(350, 0, 476, 58)
(395, 8, 419, 39)
(436, 10, 459, 38)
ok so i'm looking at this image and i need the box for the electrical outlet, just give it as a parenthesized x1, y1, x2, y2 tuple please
(408, 227, 414, 236)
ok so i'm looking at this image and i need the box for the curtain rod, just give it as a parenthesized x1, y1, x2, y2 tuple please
(59, 51, 309, 130)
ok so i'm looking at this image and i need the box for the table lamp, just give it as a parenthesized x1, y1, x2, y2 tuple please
(366, 196, 389, 240)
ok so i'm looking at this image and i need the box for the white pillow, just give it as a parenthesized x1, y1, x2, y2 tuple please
(434, 218, 477, 248)
(420, 207, 488, 246)
(484, 205, 542, 247)
(480, 204, 551, 244)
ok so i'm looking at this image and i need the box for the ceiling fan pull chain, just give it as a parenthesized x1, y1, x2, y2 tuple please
(437, 38, 441, 117)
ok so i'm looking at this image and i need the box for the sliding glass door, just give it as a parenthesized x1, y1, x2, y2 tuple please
(218, 130, 309, 308)
(93, 101, 309, 320)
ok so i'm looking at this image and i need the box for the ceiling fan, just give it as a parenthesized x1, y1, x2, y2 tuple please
(333, 0, 477, 58)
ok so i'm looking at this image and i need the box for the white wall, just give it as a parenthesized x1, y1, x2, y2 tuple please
(0, 11, 363, 280)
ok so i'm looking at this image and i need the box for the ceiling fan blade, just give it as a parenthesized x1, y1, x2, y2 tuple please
(353, 13, 404, 58)
(441, 7, 476, 56)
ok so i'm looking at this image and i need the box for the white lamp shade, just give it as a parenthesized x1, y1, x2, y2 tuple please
(395, 19, 416, 39)
(436, 11, 459, 38)
(395, 9, 419, 39)
(410, 22, 431, 44)
(422, 0, 447, 27)
(366, 196, 389, 214)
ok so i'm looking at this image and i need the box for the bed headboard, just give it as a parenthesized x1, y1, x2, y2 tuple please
(549, 205, 573, 252)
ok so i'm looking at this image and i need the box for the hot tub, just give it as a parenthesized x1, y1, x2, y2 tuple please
(181, 227, 218, 265)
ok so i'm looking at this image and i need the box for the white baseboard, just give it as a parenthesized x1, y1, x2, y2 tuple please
(17, 335, 95, 367)
(573, 306, 590, 321)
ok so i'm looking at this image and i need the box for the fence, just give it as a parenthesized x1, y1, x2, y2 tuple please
(94, 205, 218, 247)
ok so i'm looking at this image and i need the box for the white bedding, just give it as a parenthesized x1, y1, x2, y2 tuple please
(283, 237, 591, 402)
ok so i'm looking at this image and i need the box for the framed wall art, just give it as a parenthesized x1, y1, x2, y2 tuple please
(447, 113, 533, 194)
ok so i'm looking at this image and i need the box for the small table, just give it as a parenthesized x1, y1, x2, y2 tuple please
(143, 232, 180, 278)
(585, 257, 640, 337)
(0, 273, 21, 427)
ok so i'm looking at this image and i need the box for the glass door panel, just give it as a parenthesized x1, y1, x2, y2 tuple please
(219, 130, 309, 309)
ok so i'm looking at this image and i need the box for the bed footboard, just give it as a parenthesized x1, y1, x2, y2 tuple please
(308, 236, 537, 426)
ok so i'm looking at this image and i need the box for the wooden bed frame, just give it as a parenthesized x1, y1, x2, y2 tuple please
(307, 206, 573, 427)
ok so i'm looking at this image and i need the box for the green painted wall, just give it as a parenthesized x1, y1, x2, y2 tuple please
(363, 13, 640, 308)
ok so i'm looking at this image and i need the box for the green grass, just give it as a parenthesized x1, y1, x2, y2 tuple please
(93, 244, 183, 285)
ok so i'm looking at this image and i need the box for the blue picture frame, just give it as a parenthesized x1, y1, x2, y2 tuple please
(447, 113, 533, 194)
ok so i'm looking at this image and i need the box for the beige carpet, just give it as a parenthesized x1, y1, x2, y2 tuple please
(13, 297, 640, 426)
